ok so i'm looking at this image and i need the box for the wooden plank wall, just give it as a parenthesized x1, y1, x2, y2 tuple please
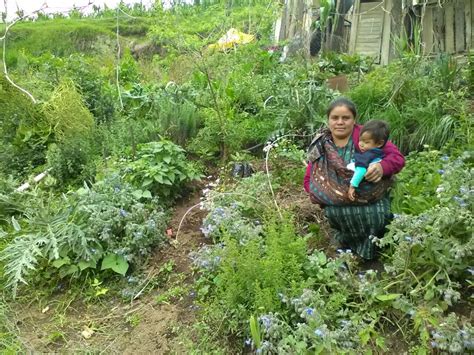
(421, 0, 473, 54)
(350, 1, 386, 63)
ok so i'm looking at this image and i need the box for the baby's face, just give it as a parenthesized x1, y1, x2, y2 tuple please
(359, 132, 383, 152)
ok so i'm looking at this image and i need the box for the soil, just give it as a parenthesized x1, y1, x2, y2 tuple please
(12, 192, 209, 353)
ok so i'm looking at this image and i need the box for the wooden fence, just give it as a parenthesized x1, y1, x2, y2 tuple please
(421, 0, 473, 54)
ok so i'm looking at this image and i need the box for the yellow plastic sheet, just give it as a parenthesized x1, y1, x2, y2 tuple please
(208, 28, 255, 50)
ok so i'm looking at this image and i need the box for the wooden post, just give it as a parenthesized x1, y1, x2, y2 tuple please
(445, 2, 455, 53)
(389, 0, 403, 62)
(455, 0, 466, 52)
(465, 0, 472, 50)
(433, 4, 446, 52)
(349, 0, 361, 54)
(381, 0, 393, 65)
(422, 5, 434, 54)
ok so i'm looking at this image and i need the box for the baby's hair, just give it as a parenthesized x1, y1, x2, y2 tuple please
(360, 120, 389, 146)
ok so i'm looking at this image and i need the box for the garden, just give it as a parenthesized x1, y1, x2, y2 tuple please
(0, 1, 472, 353)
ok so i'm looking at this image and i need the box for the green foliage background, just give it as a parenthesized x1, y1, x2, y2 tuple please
(0, 0, 472, 353)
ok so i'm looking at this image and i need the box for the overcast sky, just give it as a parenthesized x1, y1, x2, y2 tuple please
(1, 0, 155, 20)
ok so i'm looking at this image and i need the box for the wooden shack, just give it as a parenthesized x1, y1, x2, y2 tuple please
(416, 0, 473, 55)
(348, 0, 402, 64)
(274, 0, 473, 63)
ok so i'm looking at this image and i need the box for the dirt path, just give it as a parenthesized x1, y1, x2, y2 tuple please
(114, 193, 208, 353)
(13, 192, 208, 353)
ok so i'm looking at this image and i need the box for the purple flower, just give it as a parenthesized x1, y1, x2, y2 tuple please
(438, 169, 445, 175)
(305, 307, 314, 316)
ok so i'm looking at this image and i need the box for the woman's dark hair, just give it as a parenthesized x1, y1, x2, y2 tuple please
(326, 97, 357, 118)
(360, 120, 390, 145)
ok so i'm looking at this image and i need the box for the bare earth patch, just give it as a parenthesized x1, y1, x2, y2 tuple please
(12, 193, 208, 353)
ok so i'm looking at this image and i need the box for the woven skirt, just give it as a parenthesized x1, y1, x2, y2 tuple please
(324, 197, 392, 260)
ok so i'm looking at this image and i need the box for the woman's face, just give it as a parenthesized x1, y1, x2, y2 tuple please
(327, 105, 356, 141)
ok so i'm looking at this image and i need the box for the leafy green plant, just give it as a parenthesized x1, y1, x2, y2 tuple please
(349, 56, 469, 153)
(194, 214, 307, 336)
(46, 136, 97, 187)
(391, 150, 444, 215)
(0, 175, 168, 296)
(125, 139, 202, 201)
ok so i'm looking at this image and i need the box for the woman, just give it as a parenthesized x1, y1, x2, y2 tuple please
(303, 98, 405, 260)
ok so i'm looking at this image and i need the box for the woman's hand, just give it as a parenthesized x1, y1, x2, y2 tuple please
(348, 186, 356, 201)
(365, 163, 383, 182)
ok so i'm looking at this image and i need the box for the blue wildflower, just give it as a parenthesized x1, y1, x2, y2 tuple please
(259, 315, 272, 330)
(314, 328, 325, 337)
(127, 276, 138, 283)
(438, 169, 445, 175)
(459, 187, 468, 195)
(305, 307, 314, 316)
(291, 297, 301, 305)
(340, 319, 351, 328)
(453, 196, 467, 207)
(464, 340, 474, 350)
(440, 155, 449, 162)
(119, 209, 128, 217)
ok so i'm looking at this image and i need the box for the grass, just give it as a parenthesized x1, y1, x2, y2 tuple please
(0, 297, 22, 353)
(1, 17, 154, 66)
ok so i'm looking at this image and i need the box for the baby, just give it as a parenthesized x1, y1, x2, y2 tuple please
(348, 120, 389, 201)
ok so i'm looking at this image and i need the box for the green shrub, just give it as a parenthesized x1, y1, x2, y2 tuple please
(0, 75, 49, 176)
(193, 214, 306, 336)
(41, 81, 98, 186)
(46, 137, 96, 186)
(42, 80, 94, 141)
(349, 57, 469, 153)
(125, 139, 202, 201)
(0, 175, 168, 296)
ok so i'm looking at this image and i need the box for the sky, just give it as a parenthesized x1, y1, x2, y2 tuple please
(0, 0, 155, 20)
